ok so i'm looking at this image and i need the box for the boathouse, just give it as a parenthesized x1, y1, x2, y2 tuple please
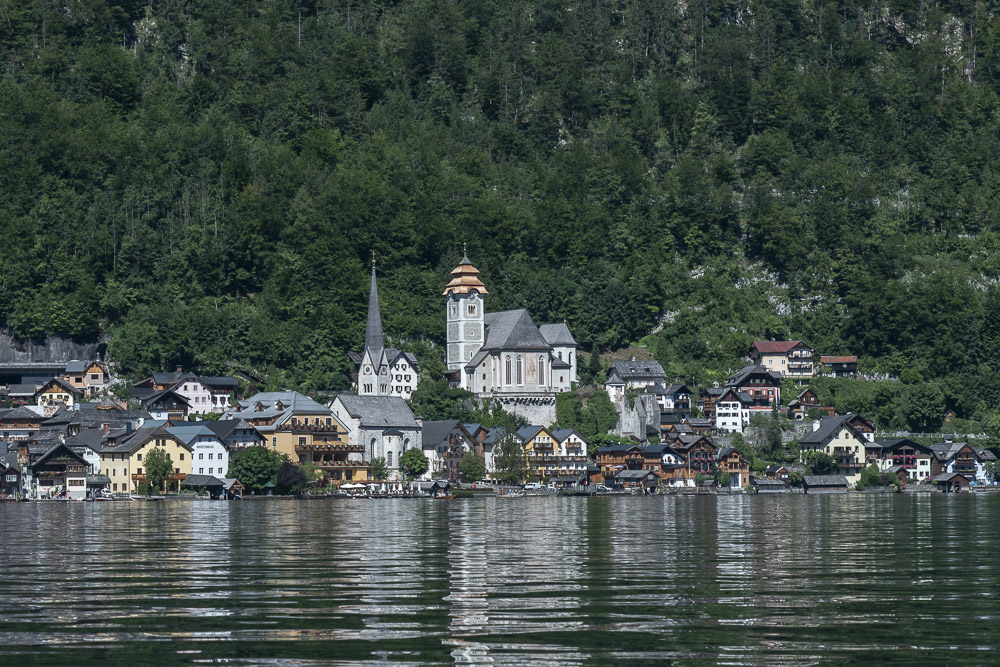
(802, 474, 848, 494)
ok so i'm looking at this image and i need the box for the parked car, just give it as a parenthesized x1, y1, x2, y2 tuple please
(595, 485, 612, 494)
(523, 482, 544, 491)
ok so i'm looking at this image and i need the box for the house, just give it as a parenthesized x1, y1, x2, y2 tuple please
(350, 264, 421, 400)
(614, 469, 658, 491)
(798, 415, 869, 485)
(765, 465, 792, 482)
(202, 419, 265, 452)
(34, 378, 83, 408)
(929, 442, 997, 486)
(141, 389, 191, 421)
(595, 444, 643, 483)
(224, 391, 341, 463)
(802, 475, 849, 494)
(0, 406, 47, 441)
(672, 435, 717, 476)
(99, 426, 192, 494)
(716, 446, 750, 488)
(421, 421, 476, 481)
(713, 388, 752, 433)
(445, 253, 578, 425)
(638, 443, 688, 483)
(167, 425, 230, 479)
(649, 383, 692, 419)
(931, 471, 970, 493)
(871, 439, 934, 482)
(685, 418, 713, 434)
(749, 341, 814, 380)
(786, 389, 827, 420)
(28, 442, 90, 499)
(820, 355, 857, 378)
(329, 394, 419, 479)
(517, 425, 560, 480)
(699, 386, 725, 421)
(65, 427, 112, 474)
(725, 365, 782, 411)
(181, 474, 226, 498)
(550, 428, 590, 477)
(752, 476, 789, 493)
(61, 360, 112, 396)
(6, 383, 38, 406)
(0, 452, 20, 496)
(605, 358, 667, 404)
(199, 377, 239, 412)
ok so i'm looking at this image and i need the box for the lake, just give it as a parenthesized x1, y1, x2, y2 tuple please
(0, 494, 998, 665)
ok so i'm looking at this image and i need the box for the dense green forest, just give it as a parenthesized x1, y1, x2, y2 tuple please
(4, 0, 1000, 425)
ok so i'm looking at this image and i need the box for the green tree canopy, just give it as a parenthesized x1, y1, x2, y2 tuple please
(400, 448, 429, 481)
(228, 447, 285, 493)
(458, 452, 486, 483)
(143, 447, 173, 496)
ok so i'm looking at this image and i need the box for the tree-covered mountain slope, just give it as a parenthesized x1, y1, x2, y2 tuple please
(3, 0, 1000, 418)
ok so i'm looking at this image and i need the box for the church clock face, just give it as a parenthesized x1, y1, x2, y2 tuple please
(469, 292, 478, 301)
(364, 366, 371, 374)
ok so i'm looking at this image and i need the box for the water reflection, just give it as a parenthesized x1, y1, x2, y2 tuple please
(0, 495, 998, 664)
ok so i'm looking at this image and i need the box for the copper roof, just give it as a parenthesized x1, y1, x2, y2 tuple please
(443, 256, 488, 296)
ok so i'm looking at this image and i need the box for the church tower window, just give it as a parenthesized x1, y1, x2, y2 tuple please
(388, 451, 393, 467)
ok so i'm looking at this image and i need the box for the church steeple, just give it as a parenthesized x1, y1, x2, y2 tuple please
(365, 255, 384, 360)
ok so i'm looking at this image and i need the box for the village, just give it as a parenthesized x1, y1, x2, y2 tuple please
(0, 254, 996, 501)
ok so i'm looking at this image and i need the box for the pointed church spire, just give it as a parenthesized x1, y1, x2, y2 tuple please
(365, 257, 384, 359)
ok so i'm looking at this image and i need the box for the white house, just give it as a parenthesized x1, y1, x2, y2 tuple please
(167, 424, 229, 478)
(714, 388, 751, 433)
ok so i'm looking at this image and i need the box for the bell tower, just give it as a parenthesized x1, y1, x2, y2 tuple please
(443, 246, 487, 375)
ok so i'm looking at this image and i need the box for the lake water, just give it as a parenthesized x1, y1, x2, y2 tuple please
(0, 494, 998, 665)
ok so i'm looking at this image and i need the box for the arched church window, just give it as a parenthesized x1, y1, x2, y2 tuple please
(505, 356, 511, 385)
(538, 356, 545, 385)
(388, 451, 393, 466)
(517, 356, 523, 385)
(569, 352, 573, 367)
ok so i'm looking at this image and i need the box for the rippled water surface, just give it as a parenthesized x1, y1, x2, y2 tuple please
(1, 494, 998, 665)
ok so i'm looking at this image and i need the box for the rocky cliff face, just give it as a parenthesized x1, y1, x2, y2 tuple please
(0, 331, 102, 364)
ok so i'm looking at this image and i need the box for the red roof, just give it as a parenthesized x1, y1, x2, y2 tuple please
(751, 340, 807, 354)
(820, 356, 857, 364)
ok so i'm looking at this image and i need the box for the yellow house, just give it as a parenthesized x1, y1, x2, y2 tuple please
(799, 415, 867, 486)
(35, 378, 83, 408)
(100, 426, 192, 494)
(223, 391, 342, 462)
(518, 425, 557, 479)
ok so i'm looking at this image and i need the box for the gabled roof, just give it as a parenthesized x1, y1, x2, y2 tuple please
(65, 360, 104, 374)
(538, 323, 576, 347)
(751, 340, 810, 354)
(151, 370, 196, 387)
(0, 406, 46, 422)
(421, 420, 465, 448)
(142, 388, 191, 408)
(802, 474, 848, 487)
(664, 384, 691, 395)
(607, 360, 666, 381)
(182, 474, 224, 488)
(200, 376, 239, 389)
(332, 395, 416, 429)
(550, 428, 587, 445)
(876, 438, 934, 455)
(33, 442, 89, 469)
(36, 377, 83, 396)
(727, 364, 781, 387)
(799, 415, 862, 445)
(516, 425, 547, 442)
(165, 425, 218, 445)
(226, 391, 331, 419)
(202, 419, 257, 439)
(482, 310, 551, 351)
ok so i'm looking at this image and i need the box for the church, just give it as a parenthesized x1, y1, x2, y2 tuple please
(443, 252, 578, 425)
(349, 263, 421, 400)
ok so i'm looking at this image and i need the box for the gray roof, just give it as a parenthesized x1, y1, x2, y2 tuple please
(200, 376, 239, 388)
(165, 425, 217, 445)
(0, 406, 46, 421)
(930, 472, 968, 483)
(66, 428, 111, 452)
(64, 360, 88, 374)
(182, 474, 224, 488)
(516, 425, 545, 442)
(225, 391, 331, 422)
(464, 349, 490, 371)
(727, 364, 781, 387)
(334, 395, 416, 429)
(752, 477, 787, 486)
(7, 384, 38, 395)
(616, 469, 653, 480)
(422, 420, 463, 447)
(538, 323, 576, 346)
(607, 360, 666, 381)
(550, 428, 586, 444)
(202, 419, 257, 440)
(151, 370, 195, 386)
(364, 267, 384, 360)
(802, 475, 848, 487)
(799, 415, 857, 445)
(482, 310, 551, 351)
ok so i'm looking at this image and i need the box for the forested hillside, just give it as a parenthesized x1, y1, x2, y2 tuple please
(4, 0, 1000, 421)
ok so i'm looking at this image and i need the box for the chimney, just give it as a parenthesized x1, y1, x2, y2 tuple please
(176, 365, 183, 372)
(630, 355, 636, 362)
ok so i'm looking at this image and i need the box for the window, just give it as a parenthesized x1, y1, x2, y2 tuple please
(137, 468, 143, 475)
(517, 356, 523, 384)
(387, 451, 393, 466)
(450, 305, 458, 318)
(199, 468, 204, 474)
(180, 453, 184, 460)
(298, 436, 307, 447)
(468, 304, 477, 315)
(538, 356, 545, 385)
(199, 453, 204, 460)
(272, 437, 277, 447)
(505, 356, 512, 385)
(137, 453, 142, 461)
